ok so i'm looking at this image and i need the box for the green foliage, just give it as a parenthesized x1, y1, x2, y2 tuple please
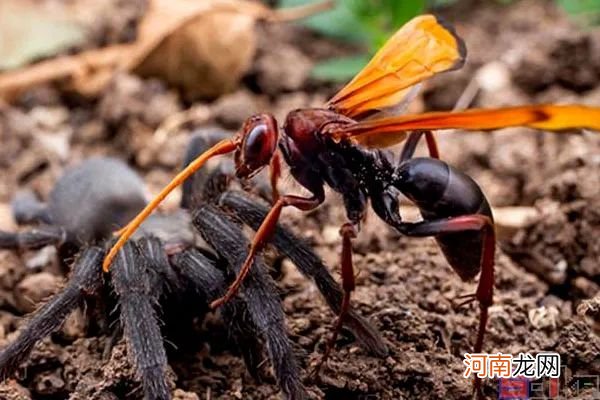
(281, 0, 370, 43)
(556, 0, 600, 25)
(281, 0, 428, 81)
(347, 0, 426, 48)
(310, 54, 371, 82)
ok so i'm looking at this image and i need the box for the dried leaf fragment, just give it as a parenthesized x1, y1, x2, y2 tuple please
(0, 0, 85, 70)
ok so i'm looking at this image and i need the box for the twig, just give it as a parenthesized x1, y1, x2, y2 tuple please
(0, 46, 128, 101)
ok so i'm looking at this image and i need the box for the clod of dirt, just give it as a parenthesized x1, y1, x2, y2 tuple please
(506, 155, 600, 292)
(173, 389, 199, 400)
(33, 369, 65, 396)
(254, 45, 313, 95)
(14, 272, 62, 314)
(58, 339, 177, 400)
(528, 305, 560, 330)
(97, 74, 181, 129)
(60, 308, 87, 341)
(95, 73, 182, 168)
(73, 0, 147, 47)
(514, 33, 600, 94)
(0, 252, 25, 310)
(211, 89, 269, 129)
(0, 380, 31, 400)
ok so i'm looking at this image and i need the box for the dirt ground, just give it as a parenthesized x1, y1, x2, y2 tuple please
(0, 0, 598, 399)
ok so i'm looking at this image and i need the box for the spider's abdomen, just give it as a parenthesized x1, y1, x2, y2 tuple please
(48, 158, 147, 244)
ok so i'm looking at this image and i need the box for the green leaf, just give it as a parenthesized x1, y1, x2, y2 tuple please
(311, 54, 371, 82)
(387, 0, 426, 28)
(556, 0, 600, 14)
(279, 0, 371, 43)
(0, 1, 86, 70)
(279, 0, 427, 48)
(556, 0, 600, 25)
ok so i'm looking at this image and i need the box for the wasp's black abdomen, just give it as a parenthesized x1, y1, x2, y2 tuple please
(395, 158, 493, 281)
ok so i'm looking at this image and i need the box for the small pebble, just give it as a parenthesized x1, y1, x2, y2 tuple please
(476, 61, 511, 92)
(173, 389, 200, 400)
(528, 306, 559, 330)
(322, 225, 339, 245)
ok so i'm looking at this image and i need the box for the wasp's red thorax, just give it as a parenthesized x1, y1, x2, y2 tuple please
(234, 113, 279, 179)
(283, 108, 354, 154)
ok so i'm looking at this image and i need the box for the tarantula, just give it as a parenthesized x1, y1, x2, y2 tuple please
(0, 132, 386, 400)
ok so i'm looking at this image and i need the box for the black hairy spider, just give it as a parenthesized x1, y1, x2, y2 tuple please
(0, 132, 386, 400)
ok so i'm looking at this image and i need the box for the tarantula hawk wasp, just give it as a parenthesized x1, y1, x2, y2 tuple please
(105, 14, 600, 392)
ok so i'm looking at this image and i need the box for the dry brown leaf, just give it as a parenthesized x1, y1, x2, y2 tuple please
(134, 2, 259, 99)
(0, 0, 332, 101)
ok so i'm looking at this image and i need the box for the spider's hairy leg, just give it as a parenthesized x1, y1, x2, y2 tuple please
(0, 247, 104, 379)
(219, 190, 388, 357)
(0, 225, 67, 250)
(137, 237, 182, 298)
(170, 248, 264, 379)
(110, 241, 170, 400)
(181, 130, 234, 209)
(193, 205, 308, 400)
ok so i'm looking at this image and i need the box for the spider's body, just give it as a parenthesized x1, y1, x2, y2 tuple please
(0, 136, 385, 400)
(49, 158, 148, 244)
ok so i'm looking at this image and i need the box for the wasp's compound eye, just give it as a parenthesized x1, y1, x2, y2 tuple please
(243, 124, 268, 162)
(234, 114, 278, 179)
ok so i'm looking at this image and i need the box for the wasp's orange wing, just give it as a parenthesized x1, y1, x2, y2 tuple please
(327, 14, 466, 119)
(333, 105, 600, 147)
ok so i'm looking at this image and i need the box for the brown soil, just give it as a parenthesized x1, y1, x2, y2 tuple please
(0, 0, 598, 399)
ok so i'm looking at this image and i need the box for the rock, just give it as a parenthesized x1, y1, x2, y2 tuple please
(476, 61, 511, 92)
(24, 246, 57, 270)
(36, 131, 71, 161)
